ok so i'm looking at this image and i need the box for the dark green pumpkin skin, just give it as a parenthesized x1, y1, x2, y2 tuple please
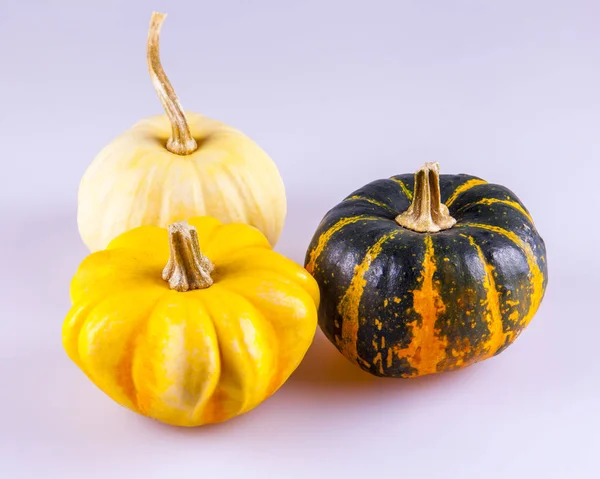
(304, 174, 548, 378)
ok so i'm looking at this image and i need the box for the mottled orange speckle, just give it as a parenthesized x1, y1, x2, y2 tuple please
(358, 357, 371, 368)
(393, 235, 448, 376)
(387, 348, 393, 368)
(373, 352, 384, 375)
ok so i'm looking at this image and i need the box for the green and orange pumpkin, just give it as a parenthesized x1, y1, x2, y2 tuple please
(305, 162, 547, 378)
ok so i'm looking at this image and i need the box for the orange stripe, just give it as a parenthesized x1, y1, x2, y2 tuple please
(457, 198, 533, 224)
(394, 235, 447, 376)
(458, 223, 545, 328)
(337, 230, 399, 365)
(466, 235, 507, 357)
(389, 178, 413, 200)
(445, 179, 487, 207)
(305, 215, 380, 273)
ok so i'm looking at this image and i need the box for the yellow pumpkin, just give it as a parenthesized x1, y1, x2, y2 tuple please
(63, 217, 319, 426)
(78, 12, 286, 252)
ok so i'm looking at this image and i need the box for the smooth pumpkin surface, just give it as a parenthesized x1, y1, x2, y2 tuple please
(78, 13, 286, 251)
(305, 165, 547, 378)
(63, 217, 319, 426)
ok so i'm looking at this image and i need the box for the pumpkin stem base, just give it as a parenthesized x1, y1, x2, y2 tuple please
(162, 221, 214, 291)
(395, 162, 457, 233)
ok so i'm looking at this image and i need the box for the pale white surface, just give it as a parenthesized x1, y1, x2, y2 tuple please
(1, 1, 598, 478)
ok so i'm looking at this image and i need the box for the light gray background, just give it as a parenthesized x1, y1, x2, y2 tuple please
(1, 1, 598, 477)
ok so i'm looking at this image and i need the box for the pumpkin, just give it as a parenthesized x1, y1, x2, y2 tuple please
(305, 162, 547, 378)
(78, 12, 286, 252)
(63, 217, 319, 426)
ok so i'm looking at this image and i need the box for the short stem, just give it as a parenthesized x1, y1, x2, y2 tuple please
(162, 221, 214, 291)
(147, 12, 198, 156)
(395, 162, 457, 233)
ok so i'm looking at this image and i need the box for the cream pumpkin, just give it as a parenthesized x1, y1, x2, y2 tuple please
(78, 12, 286, 251)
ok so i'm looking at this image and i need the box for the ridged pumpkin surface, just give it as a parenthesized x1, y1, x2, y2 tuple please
(305, 173, 547, 377)
(64, 217, 319, 426)
(78, 113, 286, 251)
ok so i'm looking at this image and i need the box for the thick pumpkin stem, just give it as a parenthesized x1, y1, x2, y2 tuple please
(147, 12, 198, 156)
(162, 221, 214, 291)
(395, 162, 457, 233)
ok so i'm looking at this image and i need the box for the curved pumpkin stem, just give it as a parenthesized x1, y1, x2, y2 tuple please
(396, 162, 456, 233)
(163, 221, 214, 291)
(147, 12, 198, 156)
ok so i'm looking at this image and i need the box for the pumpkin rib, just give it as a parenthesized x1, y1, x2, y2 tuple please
(455, 198, 534, 225)
(457, 223, 545, 330)
(199, 285, 278, 421)
(206, 164, 232, 231)
(188, 158, 206, 220)
(221, 161, 270, 240)
(344, 178, 412, 214)
(218, 271, 317, 382)
(305, 215, 382, 273)
(129, 292, 221, 424)
(308, 219, 406, 360)
(344, 195, 398, 213)
(180, 296, 222, 425)
(210, 161, 248, 230)
(146, 160, 170, 227)
(352, 229, 424, 377)
(211, 283, 283, 400)
(63, 299, 105, 369)
(76, 288, 166, 412)
(461, 228, 531, 346)
(454, 200, 546, 280)
(190, 149, 209, 216)
(445, 179, 488, 207)
(117, 294, 166, 413)
(337, 229, 401, 367)
(389, 177, 413, 200)
(131, 156, 162, 228)
(465, 234, 507, 358)
(415, 232, 495, 372)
